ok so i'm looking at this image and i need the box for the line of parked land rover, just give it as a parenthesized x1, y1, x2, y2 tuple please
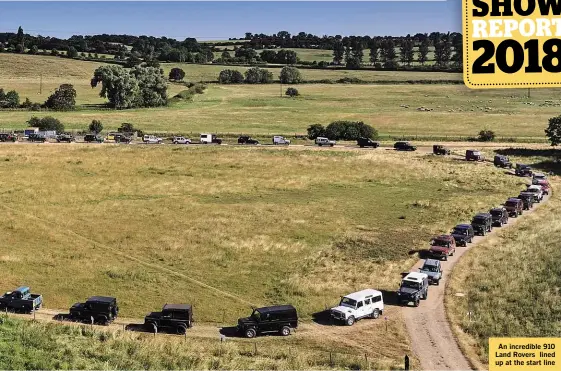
(0, 144, 552, 339)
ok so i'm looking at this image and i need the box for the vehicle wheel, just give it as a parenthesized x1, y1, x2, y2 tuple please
(245, 328, 256, 338)
(146, 322, 157, 333)
(176, 325, 187, 335)
(360, 145, 364, 148)
(414, 299, 420, 307)
(443, 255, 448, 261)
(318, 144, 322, 147)
(280, 326, 291, 336)
(423, 291, 428, 300)
(97, 316, 108, 325)
(330, 144, 334, 147)
(450, 249, 454, 256)
(346, 316, 355, 326)
(435, 279, 440, 286)
(371, 309, 380, 319)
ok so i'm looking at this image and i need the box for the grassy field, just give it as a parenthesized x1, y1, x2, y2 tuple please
(0, 53, 557, 139)
(447, 150, 561, 369)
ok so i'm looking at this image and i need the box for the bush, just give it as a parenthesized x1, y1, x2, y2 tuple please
(0, 90, 19, 108)
(478, 129, 495, 142)
(44, 84, 76, 110)
(27, 116, 65, 133)
(169, 68, 185, 81)
(279, 66, 302, 84)
(218, 69, 244, 84)
(307, 124, 325, 139)
(89, 120, 103, 134)
(285, 87, 299, 97)
(324, 121, 378, 141)
(546, 115, 561, 146)
(244, 67, 273, 84)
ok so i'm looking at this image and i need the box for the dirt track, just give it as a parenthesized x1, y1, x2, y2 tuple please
(402, 182, 549, 370)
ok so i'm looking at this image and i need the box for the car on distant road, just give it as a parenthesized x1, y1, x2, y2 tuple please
(397, 272, 429, 307)
(0, 286, 42, 313)
(0, 133, 17, 142)
(315, 137, 336, 147)
(525, 185, 544, 202)
(518, 192, 535, 210)
(172, 136, 191, 144)
(27, 134, 46, 143)
(357, 137, 380, 148)
(69, 296, 119, 325)
(56, 133, 75, 143)
(493, 155, 512, 168)
(273, 136, 290, 145)
(200, 133, 222, 145)
(428, 235, 456, 261)
(143, 135, 163, 144)
(451, 224, 474, 246)
(238, 136, 259, 145)
(515, 164, 533, 177)
(466, 149, 484, 161)
(394, 141, 417, 151)
(330, 289, 384, 326)
(433, 144, 450, 155)
(114, 134, 132, 144)
(83, 134, 104, 143)
(471, 213, 493, 236)
(419, 259, 443, 285)
(144, 304, 193, 334)
(504, 198, 524, 217)
(237, 305, 298, 338)
(490, 207, 509, 227)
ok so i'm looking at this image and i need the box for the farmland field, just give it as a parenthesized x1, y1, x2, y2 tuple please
(0, 54, 559, 139)
(0, 143, 527, 368)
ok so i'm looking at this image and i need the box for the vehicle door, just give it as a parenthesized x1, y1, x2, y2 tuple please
(259, 312, 275, 332)
(355, 300, 366, 318)
(363, 298, 372, 316)
(160, 310, 173, 329)
(371, 294, 383, 311)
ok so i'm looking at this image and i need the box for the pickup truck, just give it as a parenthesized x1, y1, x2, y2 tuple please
(0, 286, 42, 313)
(428, 235, 456, 261)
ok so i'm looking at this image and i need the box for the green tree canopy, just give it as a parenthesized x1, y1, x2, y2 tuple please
(45, 84, 76, 110)
(279, 66, 302, 84)
(27, 116, 65, 133)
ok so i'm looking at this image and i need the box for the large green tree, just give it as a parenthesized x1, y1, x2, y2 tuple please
(400, 38, 415, 66)
(91, 65, 140, 109)
(279, 66, 302, 84)
(418, 37, 430, 65)
(332, 41, 344, 65)
(45, 84, 76, 110)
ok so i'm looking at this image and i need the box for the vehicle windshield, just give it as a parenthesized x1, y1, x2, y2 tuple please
(401, 280, 420, 290)
(421, 265, 438, 272)
(339, 297, 357, 308)
(491, 210, 503, 216)
(472, 217, 486, 224)
(251, 310, 261, 321)
(431, 239, 449, 247)
(505, 201, 518, 207)
(453, 228, 467, 235)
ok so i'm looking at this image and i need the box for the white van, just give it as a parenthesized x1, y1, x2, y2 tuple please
(330, 289, 384, 326)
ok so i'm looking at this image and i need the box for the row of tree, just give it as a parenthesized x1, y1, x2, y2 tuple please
(307, 121, 378, 141)
(218, 66, 303, 84)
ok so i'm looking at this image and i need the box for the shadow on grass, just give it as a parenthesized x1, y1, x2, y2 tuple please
(219, 326, 243, 338)
(495, 148, 561, 175)
(311, 309, 335, 326)
(408, 249, 430, 259)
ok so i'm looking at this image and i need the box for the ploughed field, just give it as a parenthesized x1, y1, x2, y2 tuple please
(0, 53, 559, 139)
(0, 144, 525, 321)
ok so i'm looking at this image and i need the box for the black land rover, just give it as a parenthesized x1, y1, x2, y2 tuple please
(471, 213, 493, 236)
(237, 305, 298, 338)
(357, 137, 380, 148)
(144, 304, 193, 334)
(490, 207, 509, 227)
(69, 296, 119, 325)
(451, 224, 474, 246)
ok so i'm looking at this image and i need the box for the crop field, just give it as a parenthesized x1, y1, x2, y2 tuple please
(446, 150, 561, 369)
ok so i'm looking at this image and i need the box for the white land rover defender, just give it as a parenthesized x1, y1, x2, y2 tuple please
(330, 289, 384, 326)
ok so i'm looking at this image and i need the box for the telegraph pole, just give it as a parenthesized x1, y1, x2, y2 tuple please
(39, 73, 42, 95)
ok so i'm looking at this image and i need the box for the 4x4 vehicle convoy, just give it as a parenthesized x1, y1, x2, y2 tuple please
(357, 137, 380, 148)
(0, 133, 17, 142)
(504, 198, 524, 217)
(428, 235, 456, 261)
(330, 289, 384, 326)
(493, 155, 512, 168)
(83, 134, 104, 143)
(490, 207, 509, 226)
(419, 259, 442, 285)
(28, 133, 46, 143)
(515, 164, 533, 177)
(143, 135, 163, 144)
(238, 136, 259, 145)
(0, 286, 42, 313)
(451, 224, 474, 246)
(466, 149, 484, 161)
(526, 185, 544, 202)
(315, 137, 336, 147)
(273, 136, 290, 145)
(397, 272, 429, 307)
(200, 133, 222, 144)
(237, 305, 298, 338)
(534, 180, 550, 195)
(433, 144, 450, 155)
(471, 213, 493, 236)
(518, 192, 535, 210)
(69, 296, 119, 325)
(144, 304, 193, 334)
(394, 141, 417, 151)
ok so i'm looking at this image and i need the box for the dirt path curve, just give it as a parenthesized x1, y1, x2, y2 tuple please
(403, 179, 549, 370)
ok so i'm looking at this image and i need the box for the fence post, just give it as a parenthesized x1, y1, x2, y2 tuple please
(329, 352, 333, 367)
(405, 354, 410, 371)
(254, 342, 258, 356)
(90, 316, 94, 331)
(152, 323, 157, 337)
(365, 353, 368, 369)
